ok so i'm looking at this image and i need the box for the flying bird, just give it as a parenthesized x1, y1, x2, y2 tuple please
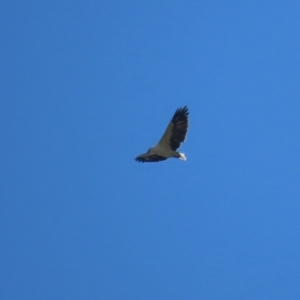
(135, 106, 189, 163)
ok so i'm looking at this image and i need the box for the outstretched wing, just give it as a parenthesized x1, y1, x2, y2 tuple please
(135, 153, 167, 163)
(158, 106, 189, 151)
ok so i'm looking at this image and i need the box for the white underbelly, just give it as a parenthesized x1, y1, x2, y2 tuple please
(151, 145, 175, 157)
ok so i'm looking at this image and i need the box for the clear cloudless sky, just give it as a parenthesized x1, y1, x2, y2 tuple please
(1, 1, 300, 299)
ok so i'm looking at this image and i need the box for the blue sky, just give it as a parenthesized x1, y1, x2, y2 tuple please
(1, 1, 300, 299)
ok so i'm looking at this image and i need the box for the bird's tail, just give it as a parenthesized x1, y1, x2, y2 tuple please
(178, 152, 187, 161)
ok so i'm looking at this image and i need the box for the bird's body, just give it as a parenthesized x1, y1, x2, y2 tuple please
(135, 106, 189, 163)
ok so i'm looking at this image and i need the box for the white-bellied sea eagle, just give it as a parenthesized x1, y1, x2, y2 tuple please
(135, 106, 189, 163)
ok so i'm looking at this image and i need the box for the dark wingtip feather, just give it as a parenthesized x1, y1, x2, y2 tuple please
(135, 157, 144, 163)
(173, 106, 189, 120)
(169, 106, 189, 151)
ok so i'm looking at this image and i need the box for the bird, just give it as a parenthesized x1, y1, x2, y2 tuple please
(135, 106, 189, 163)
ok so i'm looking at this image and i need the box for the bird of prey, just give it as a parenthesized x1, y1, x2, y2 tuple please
(135, 106, 189, 163)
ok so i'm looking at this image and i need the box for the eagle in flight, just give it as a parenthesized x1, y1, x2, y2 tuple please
(135, 106, 189, 163)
